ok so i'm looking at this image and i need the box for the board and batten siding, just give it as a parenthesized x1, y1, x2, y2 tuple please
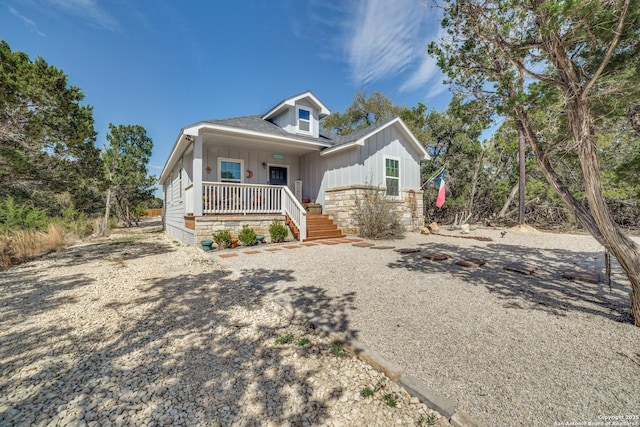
(163, 161, 195, 246)
(269, 100, 320, 139)
(301, 125, 424, 206)
(202, 145, 300, 192)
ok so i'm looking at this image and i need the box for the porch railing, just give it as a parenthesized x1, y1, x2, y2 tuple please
(282, 185, 307, 241)
(201, 182, 307, 240)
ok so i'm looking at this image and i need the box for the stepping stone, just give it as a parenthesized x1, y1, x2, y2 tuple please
(318, 240, 340, 245)
(561, 269, 599, 284)
(243, 250, 262, 255)
(455, 259, 481, 268)
(370, 246, 395, 250)
(503, 263, 536, 275)
(343, 238, 363, 242)
(283, 245, 301, 249)
(424, 252, 449, 261)
(218, 253, 238, 259)
(394, 248, 422, 254)
(301, 243, 319, 247)
(455, 257, 488, 268)
(352, 242, 375, 248)
(264, 248, 282, 252)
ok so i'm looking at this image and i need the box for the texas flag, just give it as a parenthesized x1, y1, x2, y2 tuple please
(433, 169, 446, 208)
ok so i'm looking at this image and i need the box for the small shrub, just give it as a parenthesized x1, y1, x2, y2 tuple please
(417, 414, 439, 426)
(238, 225, 257, 246)
(297, 337, 310, 346)
(382, 393, 398, 407)
(269, 220, 288, 243)
(354, 185, 404, 239)
(329, 340, 346, 357)
(213, 230, 232, 249)
(360, 387, 375, 398)
(275, 333, 294, 345)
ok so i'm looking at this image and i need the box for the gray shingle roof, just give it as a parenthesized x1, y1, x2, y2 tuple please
(196, 114, 397, 149)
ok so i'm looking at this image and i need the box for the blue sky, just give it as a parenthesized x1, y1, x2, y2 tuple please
(2, 0, 452, 192)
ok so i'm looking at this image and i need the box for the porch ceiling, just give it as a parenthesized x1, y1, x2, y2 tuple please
(201, 128, 325, 155)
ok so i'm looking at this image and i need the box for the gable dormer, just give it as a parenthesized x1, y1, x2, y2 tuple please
(261, 91, 330, 138)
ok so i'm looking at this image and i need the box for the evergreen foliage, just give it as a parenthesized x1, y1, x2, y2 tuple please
(268, 220, 288, 243)
(238, 225, 257, 246)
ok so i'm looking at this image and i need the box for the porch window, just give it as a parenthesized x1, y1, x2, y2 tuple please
(218, 158, 244, 183)
(385, 157, 400, 197)
(296, 106, 312, 135)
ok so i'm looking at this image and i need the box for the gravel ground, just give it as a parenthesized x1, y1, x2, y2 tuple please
(220, 226, 640, 427)
(0, 224, 443, 427)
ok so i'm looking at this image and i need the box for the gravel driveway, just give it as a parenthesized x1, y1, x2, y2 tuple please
(0, 225, 442, 427)
(220, 227, 640, 427)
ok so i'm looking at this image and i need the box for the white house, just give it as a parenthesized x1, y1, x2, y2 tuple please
(158, 91, 430, 247)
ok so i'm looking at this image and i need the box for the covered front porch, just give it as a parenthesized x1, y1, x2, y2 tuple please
(184, 182, 308, 241)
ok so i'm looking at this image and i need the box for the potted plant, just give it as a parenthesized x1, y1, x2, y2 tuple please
(200, 240, 214, 251)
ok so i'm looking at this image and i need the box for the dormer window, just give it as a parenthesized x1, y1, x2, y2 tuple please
(296, 106, 312, 135)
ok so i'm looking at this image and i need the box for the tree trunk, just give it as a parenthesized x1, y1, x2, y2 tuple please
(571, 99, 640, 326)
(516, 105, 640, 325)
(498, 182, 519, 218)
(533, 2, 640, 325)
(465, 148, 484, 215)
(100, 187, 112, 237)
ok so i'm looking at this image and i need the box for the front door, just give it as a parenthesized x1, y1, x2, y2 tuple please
(269, 166, 288, 186)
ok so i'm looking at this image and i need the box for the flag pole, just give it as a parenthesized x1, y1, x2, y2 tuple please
(420, 165, 446, 189)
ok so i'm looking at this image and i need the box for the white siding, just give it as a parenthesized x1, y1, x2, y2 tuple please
(267, 100, 320, 138)
(203, 144, 301, 193)
(163, 162, 195, 246)
(302, 125, 424, 206)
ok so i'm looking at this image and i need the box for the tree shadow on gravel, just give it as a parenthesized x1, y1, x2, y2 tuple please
(0, 262, 351, 426)
(240, 268, 360, 343)
(387, 242, 633, 323)
(47, 236, 177, 268)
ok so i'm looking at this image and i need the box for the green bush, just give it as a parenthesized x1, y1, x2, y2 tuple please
(238, 224, 257, 246)
(0, 197, 50, 233)
(269, 220, 288, 243)
(213, 230, 232, 249)
(59, 203, 94, 237)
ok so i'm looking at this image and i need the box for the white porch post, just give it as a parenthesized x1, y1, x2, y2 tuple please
(192, 135, 203, 216)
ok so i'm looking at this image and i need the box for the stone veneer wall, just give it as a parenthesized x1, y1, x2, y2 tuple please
(194, 215, 292, 245)
(324, 185, 424, 235)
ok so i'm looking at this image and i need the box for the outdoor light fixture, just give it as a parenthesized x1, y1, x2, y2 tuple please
(262, 162, 267, 169)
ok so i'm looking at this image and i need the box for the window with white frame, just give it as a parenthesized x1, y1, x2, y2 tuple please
(218, 158, 244, 183)
(384, 157, 400, 196)
(296, 106, 312, 135)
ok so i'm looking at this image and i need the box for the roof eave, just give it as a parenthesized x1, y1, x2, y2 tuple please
(262, 91, 331, 121)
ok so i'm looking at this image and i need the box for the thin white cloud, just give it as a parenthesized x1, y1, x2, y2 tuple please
(8, 5, 46, 36)
(345, 0, 446, 96)
(399, 27, 448, 97)
(46, 0, 120, 32)
(346, 0, 422, 85)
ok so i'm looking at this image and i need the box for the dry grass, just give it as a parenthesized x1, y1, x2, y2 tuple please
(0, 224, 67, 269)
